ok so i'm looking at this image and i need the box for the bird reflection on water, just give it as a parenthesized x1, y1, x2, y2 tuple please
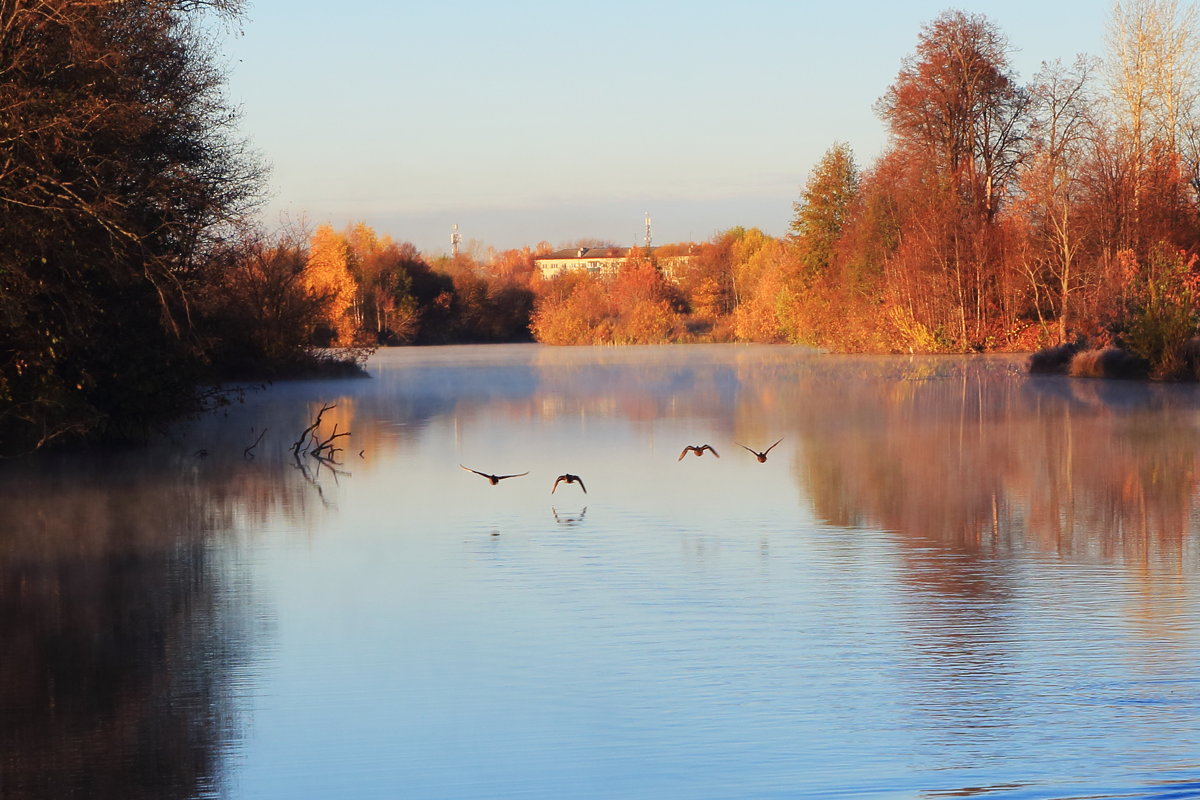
(552, 506, 588, 525)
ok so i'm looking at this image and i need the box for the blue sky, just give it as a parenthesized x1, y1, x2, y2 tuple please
(222, 1, 1108, 255)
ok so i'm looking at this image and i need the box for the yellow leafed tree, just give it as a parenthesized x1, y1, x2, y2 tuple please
(303, 224, 358, 345)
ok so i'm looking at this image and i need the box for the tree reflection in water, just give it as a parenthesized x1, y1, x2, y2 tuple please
(0, 452, 285, 800)
(792, 356, 1200, 569)
(789, 356, 1200, 760)
(4, 347, 1199, 798)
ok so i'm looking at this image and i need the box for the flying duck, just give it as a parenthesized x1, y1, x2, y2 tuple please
(460, 465, 529, 485)
(678, 444, 720, 460)
(552, 473, 587, 494)
(737, 438, 783, 463)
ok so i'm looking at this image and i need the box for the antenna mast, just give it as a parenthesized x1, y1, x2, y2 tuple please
(451, 223, 461, 258)
(644, 212, 652, 249)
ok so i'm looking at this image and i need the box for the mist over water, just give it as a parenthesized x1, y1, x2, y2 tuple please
(5, 344, 1200, 799)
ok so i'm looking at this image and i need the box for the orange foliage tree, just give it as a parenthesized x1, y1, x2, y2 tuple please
(530, 250, 682, 345)
(530, 271, 610, 344)
(609, 250, 683, 344)
(731, 236, 793, 343)
(303, 225, 358, 346)
(342, 222, 422, 344)
(873, 10, 1029, 350)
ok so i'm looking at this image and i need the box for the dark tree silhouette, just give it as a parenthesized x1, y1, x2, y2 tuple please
(0, 0, 261, 452)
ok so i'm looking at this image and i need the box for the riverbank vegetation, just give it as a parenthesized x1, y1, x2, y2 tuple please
(0, 1, 270, 453)
(0, 2, 393, 453)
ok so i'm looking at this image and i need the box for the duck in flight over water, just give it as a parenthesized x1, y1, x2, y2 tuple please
(460, 465, 529, 485)
(738, 438, 783, 463)
(552, 473, 587, 494)
(678, 444, 720, 461)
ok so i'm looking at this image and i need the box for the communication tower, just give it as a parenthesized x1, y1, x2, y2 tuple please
(451, 223, 461, 258)
(644, 212, 652, 249)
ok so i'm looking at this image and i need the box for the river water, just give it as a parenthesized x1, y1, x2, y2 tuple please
(5, 344, 1200, 799)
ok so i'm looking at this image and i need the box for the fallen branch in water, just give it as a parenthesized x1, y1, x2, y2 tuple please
(244, 427, 267, 460)
(291, 403, 334, 456)
(311, 423, 350, 461)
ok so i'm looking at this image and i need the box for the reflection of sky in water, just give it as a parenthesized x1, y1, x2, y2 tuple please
(216, 347, 1200, 799)
(8, 345, 1200, 799)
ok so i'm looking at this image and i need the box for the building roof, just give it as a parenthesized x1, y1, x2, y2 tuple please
(536, 246, 632, 261)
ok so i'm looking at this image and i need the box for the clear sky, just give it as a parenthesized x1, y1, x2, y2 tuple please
(221, 1, 1109, 256)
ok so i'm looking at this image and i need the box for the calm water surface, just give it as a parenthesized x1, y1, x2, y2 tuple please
(5, 344, 1200, 799)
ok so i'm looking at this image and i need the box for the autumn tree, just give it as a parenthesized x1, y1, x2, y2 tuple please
(731, 235, 795, 343)
(731, 230, 782, 294)
(1013, 57, 1101, 341)
(488, 247, 538, 285)
(1103, 0, 1200, 255)
(343, 222, 379, 330)
(530, 271, 610, 344)
(367, 242, 423, 345)
(197, 228, 330, 375)
(340, 223, 422, 344)
(875, 10, 1030, 349)
(790, 142, 860, 275)
(838, 151, 903, 299)
(0, 0, 260, 451)
(1108, 0, 1200, 160)
(673, 231, 738, 326)
(303, 225, 358, 346)
(609, 250, 683, 344)
(877, 11, 1028, 221)
(530, 251, 682, 345)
